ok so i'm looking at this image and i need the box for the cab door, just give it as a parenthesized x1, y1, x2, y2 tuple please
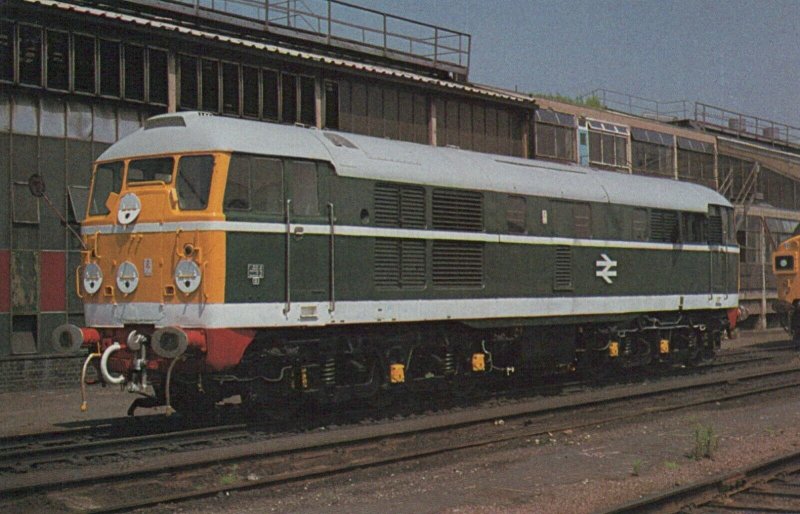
(284, 159, 332, 317)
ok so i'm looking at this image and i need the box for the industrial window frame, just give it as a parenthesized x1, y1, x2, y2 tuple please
(45, 29, 69, 92)
(587, 119, 629, 169)
(72, 32, 97, 95)
(98, 38, 121, 98)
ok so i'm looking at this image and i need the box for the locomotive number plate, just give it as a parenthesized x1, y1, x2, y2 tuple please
(248, 264, 264, 286)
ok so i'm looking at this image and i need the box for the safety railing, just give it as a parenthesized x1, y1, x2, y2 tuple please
(578, 88, 690, 121)
(131, 0, 471, 77)
(694, 102, 800, 148)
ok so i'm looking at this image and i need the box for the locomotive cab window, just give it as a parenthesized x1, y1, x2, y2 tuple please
(127, 157, 174, 184)
(89, 161, 123, 215)
(176, 155, 214, 210)
(224, 154, 283, 213)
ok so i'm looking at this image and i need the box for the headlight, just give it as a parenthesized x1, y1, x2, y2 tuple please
(175, 259, 202, 294)
(83, 262, 103, 294)
(776, 255, 795, 271)
(116, 261, 140, 294)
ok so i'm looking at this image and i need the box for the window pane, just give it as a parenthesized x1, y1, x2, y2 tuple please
(0, 21, 13, 82)
(12, 94, 38, 135)
(93, 104, 116, 143)
(224, 155, 251, 210)
(148, 48, 168, 105)
(262, 69, 278, 120)
(124, 44, 144, 101)
(0, 91, 9, 131)
(176, 155, 214, 210)
(127, 157, 173, 183)
(46, 30, 69, 90)
(18, 24, 42, 86)
(299, 75, 315, 126)
(73, 34, 96, 93)
(324, 80, 339, 129)
(179, 55, 198, 109)
(99, 39, 120, 96)
(201, 59, 218, 112)
(288, 160, 318, 216)
(66, 101, 91, 140)
(281, 73, 297, 123)
(40, 97, 65, 137)
(222, 62, 239, 115)
(242, 66, 258, 117)
(89, 161, 123, 215)
(252, 157, 283, 213)
(118, 108, 141, 138)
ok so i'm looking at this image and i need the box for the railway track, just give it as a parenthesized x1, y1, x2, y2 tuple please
(0, 344, 784, 473)
(3, 357, 800, 513)
(603, 447, 800, 513)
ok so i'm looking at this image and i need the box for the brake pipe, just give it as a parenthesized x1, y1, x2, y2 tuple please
(79, 349, 101, 412)
(100, 342, 126, 385)
(164, 356, 182, 417)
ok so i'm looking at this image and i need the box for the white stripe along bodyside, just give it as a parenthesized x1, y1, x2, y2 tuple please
(84, 294, 740, 328)
(82, 221, 741, 254)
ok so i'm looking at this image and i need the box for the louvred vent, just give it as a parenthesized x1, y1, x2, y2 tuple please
(432, 241, 483, 288)
(432, 189, 483, 231)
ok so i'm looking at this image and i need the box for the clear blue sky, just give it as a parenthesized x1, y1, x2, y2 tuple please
(356, 0, 800, 126)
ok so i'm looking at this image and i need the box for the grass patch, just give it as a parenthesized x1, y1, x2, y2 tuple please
(690, 425, 718, 460)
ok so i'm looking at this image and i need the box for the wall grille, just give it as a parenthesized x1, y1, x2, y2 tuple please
(432, 189, 483, 231)
(374, 239, 426, 288)
(432, 241, 483, 287)
(554, 245, 573, 291)
(650, 209, 678, 243)
(374, 183, 425, 228)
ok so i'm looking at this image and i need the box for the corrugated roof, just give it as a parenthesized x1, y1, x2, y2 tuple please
(25, 0, 530, 104)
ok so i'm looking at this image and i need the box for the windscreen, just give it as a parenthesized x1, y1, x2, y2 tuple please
(127, 157, 174, 184)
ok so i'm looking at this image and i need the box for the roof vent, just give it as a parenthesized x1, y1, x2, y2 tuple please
(145, 116, 187, 130)
(324, 133, 358, 149)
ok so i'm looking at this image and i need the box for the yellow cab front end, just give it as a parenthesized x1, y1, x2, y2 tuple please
(773, 233, 800, 341)
(53, 148, 235, 408)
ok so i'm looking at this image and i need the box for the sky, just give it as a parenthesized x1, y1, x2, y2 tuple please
(353, 0, 800, 126)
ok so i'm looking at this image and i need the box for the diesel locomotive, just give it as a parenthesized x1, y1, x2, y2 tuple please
(52, 112, 740, 415)
(773, 227, 800, 342)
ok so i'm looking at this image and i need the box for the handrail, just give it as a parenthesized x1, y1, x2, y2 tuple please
(284, 198, 292, 316)
(130, 0, 471, 73)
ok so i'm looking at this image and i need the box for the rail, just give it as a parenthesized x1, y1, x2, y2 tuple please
(694, 102, 800, 148)
(579, 88, 691, 121)
(127, 0, 471, 77)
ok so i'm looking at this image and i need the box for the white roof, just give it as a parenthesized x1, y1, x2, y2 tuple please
(99, 112, 731, 213)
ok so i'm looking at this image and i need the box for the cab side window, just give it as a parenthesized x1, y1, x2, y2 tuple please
(224, 154, 283, 213)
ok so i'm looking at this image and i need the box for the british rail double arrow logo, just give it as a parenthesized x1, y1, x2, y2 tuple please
(595, 253, 618, 284)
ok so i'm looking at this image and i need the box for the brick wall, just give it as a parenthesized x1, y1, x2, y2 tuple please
(0, 355, 84, 393)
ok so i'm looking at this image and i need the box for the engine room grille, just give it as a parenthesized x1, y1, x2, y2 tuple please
(650, 209, 678, 243)
(374, 239, 426, 289)
(707, 215, 723, 245)
(432, 241, 483, 288)
(374, 183, 426, 228)
(432, 189, 483, 231)
(553, 245, 573, 291)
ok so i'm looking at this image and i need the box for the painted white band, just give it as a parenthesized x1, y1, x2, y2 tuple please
(82, 221, 740, 254)
(84, 294, 740, 328)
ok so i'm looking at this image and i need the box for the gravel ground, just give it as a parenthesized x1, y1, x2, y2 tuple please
(152, 358, 800, 513)
(1, 328, 795, 513)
